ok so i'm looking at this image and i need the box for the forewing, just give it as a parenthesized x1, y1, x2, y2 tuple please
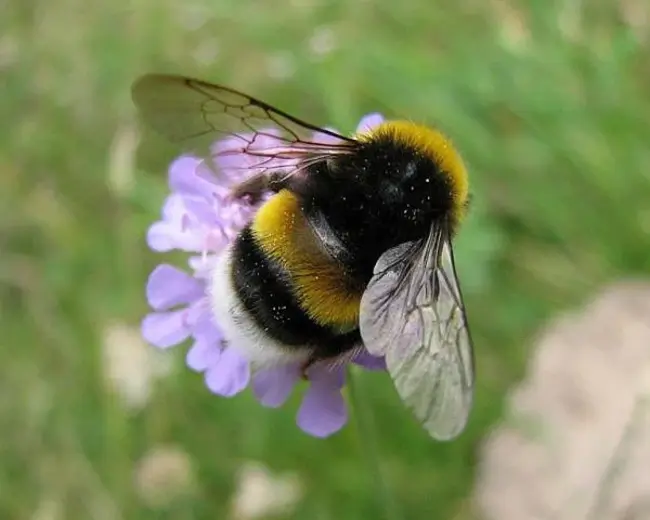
(131, 74, 357, 178)
(359, 226, 475, 441)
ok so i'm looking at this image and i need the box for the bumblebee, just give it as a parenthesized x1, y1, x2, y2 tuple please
(132, 74, 475, 441)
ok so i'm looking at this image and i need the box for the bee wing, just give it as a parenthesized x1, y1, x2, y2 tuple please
(359, 224, 475, 441)
(131, 74, 357, 179)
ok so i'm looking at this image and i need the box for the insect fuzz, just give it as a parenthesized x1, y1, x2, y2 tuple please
(211, 121, 469, 374)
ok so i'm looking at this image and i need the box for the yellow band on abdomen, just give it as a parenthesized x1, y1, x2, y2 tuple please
(250, 190, 361, 330)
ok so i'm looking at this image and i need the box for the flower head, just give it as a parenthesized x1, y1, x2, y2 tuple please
(142, 113, 386, 438)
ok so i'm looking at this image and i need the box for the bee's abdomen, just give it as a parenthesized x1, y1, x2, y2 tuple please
(229, 190, 362, 358)
(231, 227, 342, 349)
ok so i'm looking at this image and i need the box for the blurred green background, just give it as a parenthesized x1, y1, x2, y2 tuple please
(2, 0, 649, 518)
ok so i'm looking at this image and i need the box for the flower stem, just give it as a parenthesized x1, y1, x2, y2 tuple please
(347, 368, 403, 520)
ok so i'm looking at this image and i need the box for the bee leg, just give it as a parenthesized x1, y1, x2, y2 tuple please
(230, 171, 288, 203)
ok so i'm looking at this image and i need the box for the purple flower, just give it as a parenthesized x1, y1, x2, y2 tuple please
(142, 113, 386, 438)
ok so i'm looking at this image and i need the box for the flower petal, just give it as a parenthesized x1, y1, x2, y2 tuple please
(183, 197, 220, 226)
(161, 193, 186, 222)
(147, 221, 179, 252)
(141, 310, 191, 349)
(192, 309, 222, 343)
(147, 197, 205, 253)
(194, 162, 231, 197)
(356, 113, 384, 133)
(205, 348, 250, 396)
(186, 338, 221, 372)
(146, 264, 204, 311)
(188, 255, 218, 280)
(352, 350, 386, 371)
(297, 365, 347, 437)
(252, 364, 300, 408)
(169, 155, 211, 195)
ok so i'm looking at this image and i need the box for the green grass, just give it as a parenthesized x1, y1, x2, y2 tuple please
(2, 0, 649, 518)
